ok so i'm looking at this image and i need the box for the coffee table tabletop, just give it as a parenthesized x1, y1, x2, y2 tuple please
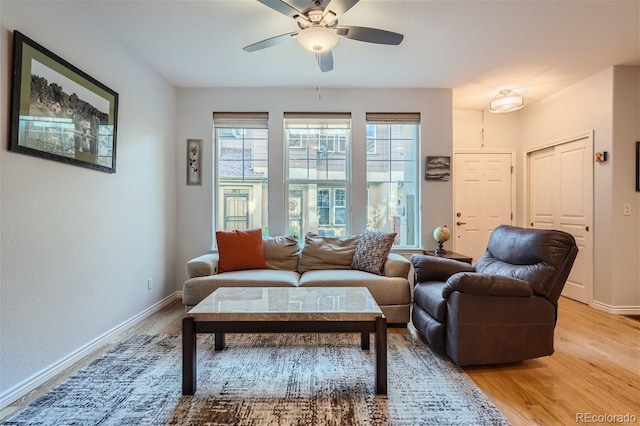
(187, 286, 383, 321)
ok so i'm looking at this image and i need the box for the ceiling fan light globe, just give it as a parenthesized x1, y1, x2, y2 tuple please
(489, 90, 524, 113)
(297, 26, 339, 53)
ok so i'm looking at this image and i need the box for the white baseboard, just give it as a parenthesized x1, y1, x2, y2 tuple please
(590, 300, 640, 315)
(0, 292, 181, 411)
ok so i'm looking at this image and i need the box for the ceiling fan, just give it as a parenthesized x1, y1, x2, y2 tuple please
(243, 0, 404, 72)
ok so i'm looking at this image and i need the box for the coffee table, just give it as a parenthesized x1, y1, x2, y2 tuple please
(182, 286, 387, 395)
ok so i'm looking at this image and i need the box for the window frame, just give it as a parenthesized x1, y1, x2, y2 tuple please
(365, 113, 421, 248)
(284, 113, 352, 238)
(211, 112, 421, 249)
(212, 112, 269, 243)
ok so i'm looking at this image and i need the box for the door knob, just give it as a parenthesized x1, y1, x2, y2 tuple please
(456, 221, 467, 226)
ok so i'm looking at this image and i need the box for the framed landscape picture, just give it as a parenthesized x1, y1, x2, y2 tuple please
(425, 156, 450, 181)
(9, 31, 118, 173)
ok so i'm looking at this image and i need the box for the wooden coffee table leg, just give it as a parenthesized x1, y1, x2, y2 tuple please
(361, 332, 370, 350)
(182, 317, 196, 395)
(214, 332, 225, 351)
(375, 316, 387, 395)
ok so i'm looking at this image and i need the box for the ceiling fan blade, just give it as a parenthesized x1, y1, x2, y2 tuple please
(337, 26, 404, 45)
(316, 51, 333, 72)
(323, 0, 360, 18)
(243, 32, 298, 52)
(256, 0, 301, 18)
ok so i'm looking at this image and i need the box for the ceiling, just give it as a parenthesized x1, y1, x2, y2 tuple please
(77, 0, 640, 110)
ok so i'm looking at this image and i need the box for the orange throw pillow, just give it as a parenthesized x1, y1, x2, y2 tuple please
(216, 228, 267, 273)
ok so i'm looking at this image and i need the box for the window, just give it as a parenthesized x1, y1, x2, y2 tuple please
(285, 113, 351, 238)
(211, 111, 420, 249)
(213, 112, 268, 238)
(366, 113, 420, 247)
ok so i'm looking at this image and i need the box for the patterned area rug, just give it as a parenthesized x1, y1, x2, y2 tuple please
(3, 333, 509, 425)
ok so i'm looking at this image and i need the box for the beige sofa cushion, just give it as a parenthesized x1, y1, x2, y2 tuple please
(182, 269, 300, 306)
(384, 253, 412, 279)
(263, 235, 300, 271)
(298, 269, 411, 307)
(298, 233, 360, 273)
(187, 253, 219, 278)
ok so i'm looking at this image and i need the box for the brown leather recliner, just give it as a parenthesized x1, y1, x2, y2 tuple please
(411, 225, 578, 366)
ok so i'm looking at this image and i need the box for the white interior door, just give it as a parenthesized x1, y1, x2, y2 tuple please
(528, 147, 555, 229)
(453, 152, 513, 262)
(527, 135, 593, 304)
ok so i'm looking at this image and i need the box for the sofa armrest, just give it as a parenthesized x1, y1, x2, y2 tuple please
(411, 254, 476, 283)
(442, 272, 533, 299)
(187, 253, 219, 278)
(383, 253, 411, 279)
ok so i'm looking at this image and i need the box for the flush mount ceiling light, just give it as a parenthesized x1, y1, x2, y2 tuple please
(489, 90, 525, 113)
(296, 26, 339, 53)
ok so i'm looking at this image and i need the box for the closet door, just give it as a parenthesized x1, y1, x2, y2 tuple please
(527, 135, 593, 304)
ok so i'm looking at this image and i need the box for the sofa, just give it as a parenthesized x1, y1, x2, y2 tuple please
(182, 231, 412, 325)
(411, 225, 578, 365)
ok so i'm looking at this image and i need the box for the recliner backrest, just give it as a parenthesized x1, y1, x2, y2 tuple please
(475, 225, 578, 304)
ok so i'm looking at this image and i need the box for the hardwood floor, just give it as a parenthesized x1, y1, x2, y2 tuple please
(463, 297, 640, 425)
(1, 296, 638, 425)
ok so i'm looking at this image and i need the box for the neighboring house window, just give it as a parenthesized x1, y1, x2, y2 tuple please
(366, 113, 420, 247)
(285, 113, 351, 238)
(366, 126, 377, 154)
(213, 112, 268, 241)
(334, 188, 346, 225)
(315, 187, 346, 228)
(288, 190, 304, 238)
(317, 188, 330, 226)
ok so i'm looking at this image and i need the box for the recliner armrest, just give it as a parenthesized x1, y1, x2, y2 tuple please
(411, 254, 475, 283)
(187, 253, 219, 278)
(442, 272, 533, 299)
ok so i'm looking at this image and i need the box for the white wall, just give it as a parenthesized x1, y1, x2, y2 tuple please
(453, 67, 640, 312)
(611, 66, 640, 308)
(0, 1, 177, 403)
(175, 87, 453, 283)
(520, 66, 640, 311)
(453, 110, 520, 151)
(521, 69, 613, 304)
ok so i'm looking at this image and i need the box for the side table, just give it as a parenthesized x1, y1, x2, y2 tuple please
(423, 250, 473, 264)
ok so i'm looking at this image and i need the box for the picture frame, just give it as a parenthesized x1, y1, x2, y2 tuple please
(187, 139, 202, 186)
(9, 31, 118, 173)
(636, 142, 640, 192)
(425, 156, 451, 181)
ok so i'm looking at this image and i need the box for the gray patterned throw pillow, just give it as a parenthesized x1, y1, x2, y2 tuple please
(351, 230, 396, 275)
